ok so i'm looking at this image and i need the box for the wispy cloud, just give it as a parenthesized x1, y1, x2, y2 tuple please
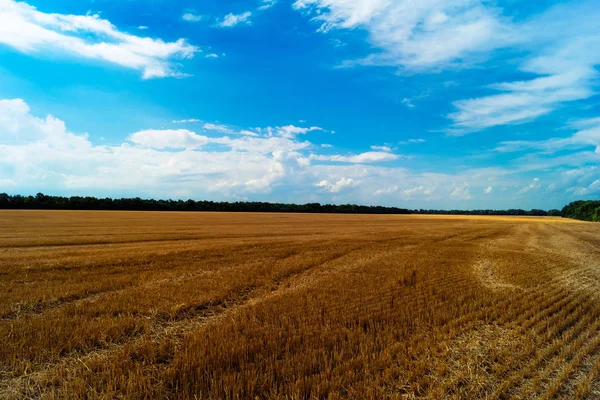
(451, 183, 473, 200)
(258, 0, 277, 11)
(0, 0, 198, 78)
(495, 117, 600, 154)
(370, 145, 392, 152)
(294, 0, 600, 136)
(173, 119, 202, 124)
(293, 0, 513, 70)
(313, 151, 399, 163)
(216, 11, 252, 28)
(447, 1, 600, 133)
(448, 68, 596, 134)
(518, 178, 541, 194)
(173, 119, 259, 136)
(398, 139, 425, 145)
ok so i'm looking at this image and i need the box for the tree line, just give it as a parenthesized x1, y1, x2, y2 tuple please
(561, 200, 600, 222)
(0, 192, 568, 217)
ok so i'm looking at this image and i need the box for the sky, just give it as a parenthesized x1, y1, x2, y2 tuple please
(0, 0, 599, 210)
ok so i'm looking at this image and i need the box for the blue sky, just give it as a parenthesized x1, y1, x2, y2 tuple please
(0, 0, 599, 209)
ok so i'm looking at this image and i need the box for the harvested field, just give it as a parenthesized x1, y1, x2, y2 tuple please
(1, 210, 600, 399)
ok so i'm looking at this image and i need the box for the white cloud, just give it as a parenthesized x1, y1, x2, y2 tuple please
(128, 129, 209, 149)
(313, 151, 399, 163)
(374, 185, 398, 196)
(0, 98, 91, 150)
(518, 178, 541, 194)
(182, 13, 202, 22)
(138, 26, 148, 30)
(495, 118, 600, 154)
(3, 97, 598, 208)
(293, 0, 512, 70)
(294, 0, 600, 135)
(568, 117, 600, 130)
(0, 0, 198, 79)
(398, 138, 426, 145)
(171, 121, 259, 137)
(315, 177, 359, 193)
(572, 180, 600, 196)
(401, 185, 435, 199)
(258, 0, 277, 11)
(203, 123, 235, 135)
(217, 11, 252, 28)
(0, 98, 309, 195)
(447, 2, 600, 132)
(239, 130, 260, 137)
(173, 119, 202, 124)
(448, 68, 596, 133)
(205, 53, 219, 59)
(450, 184, 473, 200)
(276, 125, 324, 138)
(402, 98, 415, 108)
(370, 145, 392, 152)
(483, 186, 492, 194)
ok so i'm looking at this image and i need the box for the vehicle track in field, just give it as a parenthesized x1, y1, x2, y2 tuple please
(4, 218, 600, 399)
(1, 226, 501, 398)
(421, 222, 600, 399)
(0, 235, 423, 398)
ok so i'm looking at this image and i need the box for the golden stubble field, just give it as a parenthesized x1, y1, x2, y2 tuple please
(1, 210, 600, 399)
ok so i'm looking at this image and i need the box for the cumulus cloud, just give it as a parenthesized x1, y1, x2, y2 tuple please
(0, 98, 310, 196)
(276, 125, 324, 138)
(3, 98, 598, 208)
(0, 0, 198, 78)
(315, 177, 359, 193)
(128, 129, 209, 149)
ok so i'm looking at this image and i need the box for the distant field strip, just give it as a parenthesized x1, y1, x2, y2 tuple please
(0, 211, 599, 399)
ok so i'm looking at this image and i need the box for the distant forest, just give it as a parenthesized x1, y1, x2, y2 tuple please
(561, 200, 600, 222)
(2, 192, 588, 218)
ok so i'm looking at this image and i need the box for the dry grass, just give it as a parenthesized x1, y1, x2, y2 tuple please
(1, 210, 599, 399)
